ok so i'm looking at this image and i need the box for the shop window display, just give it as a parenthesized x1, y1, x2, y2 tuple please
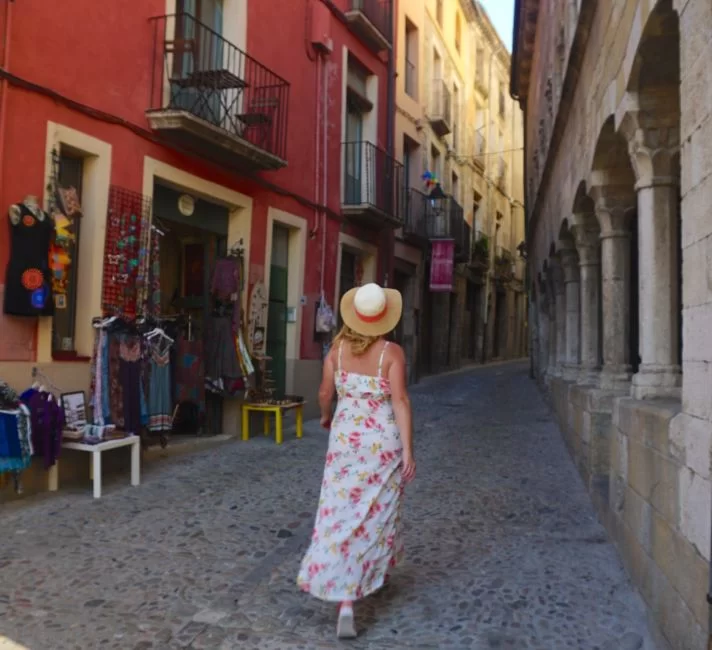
(51, 152, 84, 354)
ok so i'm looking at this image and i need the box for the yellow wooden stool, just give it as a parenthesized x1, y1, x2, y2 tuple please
(241, 401, 304, 445)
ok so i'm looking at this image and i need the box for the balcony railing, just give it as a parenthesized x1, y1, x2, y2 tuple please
(470, 230, 490, 269)
(494, 246, 515, 283)
(404, 188, 428, 240)
(405, 59, 417, 98)
(148, 14, 290, 170)
(345, 0, 393, 51)
(425, 195, 469, 262)
(429, 79, 451, 136)
(342, 141, 405, 227)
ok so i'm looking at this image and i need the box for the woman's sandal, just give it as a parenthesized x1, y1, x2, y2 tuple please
(337, 603, 357, 639)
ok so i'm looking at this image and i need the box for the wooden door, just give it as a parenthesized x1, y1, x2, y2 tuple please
(267, 226, 289, 398)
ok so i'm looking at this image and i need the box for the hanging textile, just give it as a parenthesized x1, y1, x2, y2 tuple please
(102, 186, 152, 318)
(119, 335, 143, 435)
(3, 203, 56, 316)
(20, 390, 63, 470)
(149, 228, 162, 316)
(175, 337, 205, 413)
(429, 239, 455, 292)
(148, 348, 172, 432)
(206, 316, 241, 380)
(108, 335, 125, 428)
(0, 407, 33, 475)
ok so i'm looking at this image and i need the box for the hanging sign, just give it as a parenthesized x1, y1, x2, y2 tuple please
(430, 239, 455, 292)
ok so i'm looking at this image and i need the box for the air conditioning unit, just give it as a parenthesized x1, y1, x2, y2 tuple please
(311, 1, 334, 53)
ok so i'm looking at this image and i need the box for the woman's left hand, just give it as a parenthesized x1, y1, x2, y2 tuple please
(320, 416, 331, 430)
(401, 453, 416, 484)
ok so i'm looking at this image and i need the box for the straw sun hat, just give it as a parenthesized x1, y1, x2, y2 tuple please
(340, 283, 403, 337)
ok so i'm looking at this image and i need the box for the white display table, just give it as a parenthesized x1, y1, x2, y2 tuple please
(61, 436, 141, 499)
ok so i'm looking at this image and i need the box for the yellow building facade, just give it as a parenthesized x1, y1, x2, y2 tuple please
(394, 0, 526, 374)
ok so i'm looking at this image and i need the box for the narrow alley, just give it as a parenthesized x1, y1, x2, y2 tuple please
(0, 363, 660, 650)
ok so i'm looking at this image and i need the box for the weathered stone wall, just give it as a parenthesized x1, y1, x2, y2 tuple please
(610, 399, 707, 650)
(514, 1, 712, 646)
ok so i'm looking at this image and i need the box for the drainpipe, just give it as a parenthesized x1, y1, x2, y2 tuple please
(0, 0, 15, 207)
(383, 15, 396, 289)
(321, 52, 329, 297)
(313, 52, 322, 241)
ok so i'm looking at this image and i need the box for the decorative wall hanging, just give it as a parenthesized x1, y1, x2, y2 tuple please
(102, 186, 152, 318)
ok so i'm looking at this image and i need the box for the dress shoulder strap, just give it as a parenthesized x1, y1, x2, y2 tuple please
(377, 341, 390, 378)
(337, 342, 343, 372)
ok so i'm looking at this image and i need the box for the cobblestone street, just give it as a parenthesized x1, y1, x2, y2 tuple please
(0, 362, 663, 650)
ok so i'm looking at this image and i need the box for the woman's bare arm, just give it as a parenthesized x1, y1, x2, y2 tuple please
(318, 348, 337, 424)
(387, 345, 414, 479)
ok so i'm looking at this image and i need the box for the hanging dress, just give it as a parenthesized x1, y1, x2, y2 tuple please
(3, 204, 55, 316)
(119, 336, 142, 434)
(148, 347, 172, 432)
(297, 342, 405, 602)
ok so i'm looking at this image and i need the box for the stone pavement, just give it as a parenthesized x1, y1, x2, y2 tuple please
(0, 361, 666, 650)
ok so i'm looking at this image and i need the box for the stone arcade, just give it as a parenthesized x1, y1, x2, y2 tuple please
(512, 1, 711, 648)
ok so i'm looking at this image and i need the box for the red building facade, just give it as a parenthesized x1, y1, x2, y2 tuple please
(0, 0, 400, 444)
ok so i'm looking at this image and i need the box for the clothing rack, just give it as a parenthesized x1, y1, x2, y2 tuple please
(31, 367, 62, 395)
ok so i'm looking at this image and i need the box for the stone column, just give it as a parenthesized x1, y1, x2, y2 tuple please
(573, 216, 601, 384)
(550, 256, 567, 373)
(545, 268, 558, 375)
(621, 111, 681, 399)
(590, 184, 635, 391)
(537, 281, 550, 378)
(560, 243, 580, 380)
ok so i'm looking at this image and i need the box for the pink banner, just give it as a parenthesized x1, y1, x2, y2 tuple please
(429, 239, 455, 292)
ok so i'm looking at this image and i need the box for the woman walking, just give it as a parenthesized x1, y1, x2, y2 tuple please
(297, 283, 416, 638)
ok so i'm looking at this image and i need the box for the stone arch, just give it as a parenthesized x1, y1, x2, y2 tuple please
(571, 181, 603, 380)
(588, 116, 639, 388)
(618, 0, 680, 186)
(617, 0, 682, 399)
(623, 0, 680, 102)
(557, 218, 581, 378)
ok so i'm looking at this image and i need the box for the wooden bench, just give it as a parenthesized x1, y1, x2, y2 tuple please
(241, 401, 304, 445)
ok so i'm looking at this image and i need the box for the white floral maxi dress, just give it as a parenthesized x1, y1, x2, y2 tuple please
(297, 342, 405, 602)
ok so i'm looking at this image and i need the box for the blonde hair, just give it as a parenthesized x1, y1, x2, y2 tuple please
(332, 325, 381, 356)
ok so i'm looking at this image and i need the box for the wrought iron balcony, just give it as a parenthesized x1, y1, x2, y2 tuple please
(148, 14, 290, 171)
(403, 188, 428, 242)
(342, 142, 405, 228)
(345, 0, 393, 51)
(470, 230, 490, 270)
(425, 195, 469, 262)
(494, 246, 515, 283)
(429, 79, 451, 137)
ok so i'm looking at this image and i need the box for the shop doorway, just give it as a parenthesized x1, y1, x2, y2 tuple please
(152, 183, 231, 440)
(267, 224, 289, 398)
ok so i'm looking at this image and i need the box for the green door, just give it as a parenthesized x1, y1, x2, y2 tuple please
(267, 226, 289, 398)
